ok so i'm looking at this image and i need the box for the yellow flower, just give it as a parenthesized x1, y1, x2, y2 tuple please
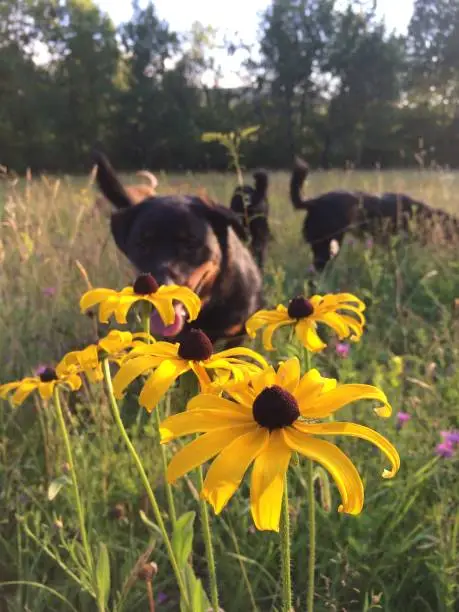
(112, 329, 268, 412)
(160, 358, 399, 531)
(98, 330, 154, 356)
(246, 293, 366, 352)
(79, 273, 201, 331)
(57, 344, 103, 383)
(0, 367, 82, 405)
(57, 331, 156, 383)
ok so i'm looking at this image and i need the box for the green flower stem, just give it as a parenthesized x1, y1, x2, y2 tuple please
(280, 473, 292, 612)
(306, 459, 316, 612)
(154, 404, 177, 528)
(103, 359, 190, 610)
(141, 303, 177, 528)
(303, 349, 316, 612)
(53, 389, 94, 589)
(196, 466, 220, 612)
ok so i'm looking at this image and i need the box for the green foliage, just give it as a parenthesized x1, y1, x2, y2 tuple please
(2, 2, 459, 170)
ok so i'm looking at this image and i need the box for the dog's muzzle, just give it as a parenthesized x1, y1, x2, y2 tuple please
(148, 261, 219, 339)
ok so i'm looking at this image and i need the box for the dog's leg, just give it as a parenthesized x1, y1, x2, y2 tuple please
(312, 239, 332, 272)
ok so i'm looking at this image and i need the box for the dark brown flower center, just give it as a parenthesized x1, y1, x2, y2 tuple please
(39, 367, 58, 382)
(252, 385, 300, 430)
(287, 296, 314, 319)
(178, 329, 213, 361)
(133, 274, 159, 295)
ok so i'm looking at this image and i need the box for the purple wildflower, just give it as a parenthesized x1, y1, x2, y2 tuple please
(440, 430, 459, 446)
(335, 342, 350, 358)
(43, 287, 56, 297)
(396, 411, 411, 431)
(34, 364, 48, 376)
(365, 237, 374, 249)
(435, 441, 455, 458)
(157, 592, 168, 605)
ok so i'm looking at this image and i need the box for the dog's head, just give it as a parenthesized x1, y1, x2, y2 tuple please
(112, 197, 248, 337)
(93, 151, 249, 338)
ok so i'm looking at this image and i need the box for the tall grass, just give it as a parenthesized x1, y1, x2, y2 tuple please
(0, 168, 458, 611)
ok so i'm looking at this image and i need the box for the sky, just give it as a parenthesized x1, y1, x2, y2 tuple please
(96, 0, 415, 87)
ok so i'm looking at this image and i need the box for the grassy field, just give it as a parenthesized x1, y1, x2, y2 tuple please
(0, 169, 458, 611)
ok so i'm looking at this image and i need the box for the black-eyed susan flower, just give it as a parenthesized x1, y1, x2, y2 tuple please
(0, 367, 82, 405)
(57, 344, 103, 383)
(56, 331, 156, 384)
(79, 274, 201, 335)
(160, 358, 399, 531)
(98, 330, 154, 357)
(112, 328, 268, 412)
(246, 293, 365, 351)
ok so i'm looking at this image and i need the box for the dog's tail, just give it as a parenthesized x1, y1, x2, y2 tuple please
(290, 157, 314, 210)
(253, 170, 268, 199)
(136, 170, 158, 191)
(92, 150, 133, 209)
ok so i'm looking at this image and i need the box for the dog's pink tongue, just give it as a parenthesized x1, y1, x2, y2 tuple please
(150, 304, 186, 338)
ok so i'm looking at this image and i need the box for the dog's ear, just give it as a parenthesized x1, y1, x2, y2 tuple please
(92, 149, 133, 210)
(192, 200, 248, 243)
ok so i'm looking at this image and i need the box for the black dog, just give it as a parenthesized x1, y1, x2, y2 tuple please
(230, 170, 270, 270)
(290, 158, 459, 270)
(94, 152, 263, 344)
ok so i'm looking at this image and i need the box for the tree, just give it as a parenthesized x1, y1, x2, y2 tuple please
(28, 0, 120, 169)
(323, 6, 405, 166)
(257, 0, 336, 161)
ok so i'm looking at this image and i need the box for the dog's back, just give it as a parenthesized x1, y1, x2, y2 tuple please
(230, 170, 270, 270)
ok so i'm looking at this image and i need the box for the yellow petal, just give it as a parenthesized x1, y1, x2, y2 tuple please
(139, 359, 190, 411)
(283, 428, 364, 514)
(12, 380, 40, 405)
(295, 320, 326, 352)
(276, 358, 300, 393)
(251, 367, 277, 396)
(112, 295, 141, 324)
(63, 375, 83, 392)
(294, 421, 400, 478)
(186, 394, 253, 418)
(149, 295, 175, 325)
(38, 381, 56, 401)
(215, 347, 269, 369)
(305, 384, 392, 419)
(157, 285, 202, 321)
(189, 361, 212, 389)
(250, 430, 292, 531)
(0, 380, 23, 399)
(337, 314, 364, 339)
(160, 408, 253, 442)
(112, 355, 158, 398)
(225, 386, 257, 407)
(166, 425, 254, 483)
(245, 307, 290, 338)
(316, 312, 350, 339)
(295, 369, 337, 411)
(79, 288, 117, 312)
(123, 341, 178, 360)
(262, 320, 292, 350)
(98, 330, 133, 354)
(203, 427, 268, 513)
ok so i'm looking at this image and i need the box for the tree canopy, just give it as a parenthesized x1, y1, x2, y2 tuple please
(1, 0, 459, 172)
